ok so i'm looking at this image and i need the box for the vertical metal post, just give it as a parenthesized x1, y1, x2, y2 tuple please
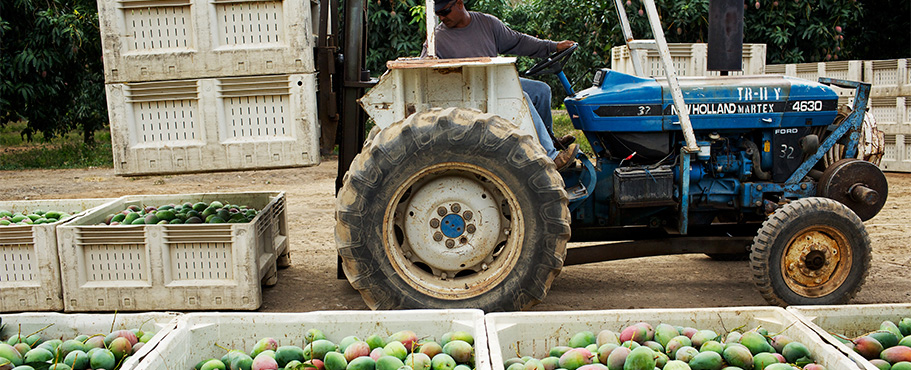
(337, 0, 369, 193)
(678, 148, 691, 235)
(642, 0, 699, 153)
(425, 0, 437, 57)
(612, 0, 645, 76)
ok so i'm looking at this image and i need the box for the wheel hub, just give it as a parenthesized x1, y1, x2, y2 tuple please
(783, 228, 849, 291)
(401, 175, 504, 273)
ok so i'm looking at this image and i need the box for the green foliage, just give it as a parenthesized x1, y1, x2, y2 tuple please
(742, 0, 862, 63)
(0, 0, 107, 144)
(0, 121, 113, 170)
(365, 0, 427, 74)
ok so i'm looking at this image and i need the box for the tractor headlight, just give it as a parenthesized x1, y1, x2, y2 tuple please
(592, 69, 608, 87)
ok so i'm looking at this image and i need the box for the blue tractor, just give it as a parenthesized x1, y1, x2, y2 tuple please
(334, 2, 887, 311)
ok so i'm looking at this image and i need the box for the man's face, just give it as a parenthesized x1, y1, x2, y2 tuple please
(437, 0, 466, 28)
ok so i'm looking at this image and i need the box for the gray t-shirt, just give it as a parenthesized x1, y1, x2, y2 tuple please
(422, 12, 557, 59)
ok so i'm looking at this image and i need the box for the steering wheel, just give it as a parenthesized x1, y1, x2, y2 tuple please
(524, 43, 578, 77)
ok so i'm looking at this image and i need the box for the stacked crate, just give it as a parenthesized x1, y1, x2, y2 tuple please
(97, 0, 320, 175)
(765, 59, 911, 172)
(610, 43, 767, 77)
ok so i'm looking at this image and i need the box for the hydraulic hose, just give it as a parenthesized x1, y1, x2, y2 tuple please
(742, 140, 771, 181)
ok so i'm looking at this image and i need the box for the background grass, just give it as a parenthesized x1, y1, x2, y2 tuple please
(0, 121, 113, 170)
(552, 110, 593, 156)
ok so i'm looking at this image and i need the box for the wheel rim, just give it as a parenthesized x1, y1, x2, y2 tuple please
(383, 162, 523, 300)
(780, 225, 853, 297)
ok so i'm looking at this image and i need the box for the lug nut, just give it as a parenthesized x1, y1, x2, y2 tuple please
(437, 207, 447, 216)
(445, 239, 455, 248)
(463, 210, 473, 220)
(451, 203, 461, 213)
(466, 224, 476, 234)
(433, 232, 443, 242)
(460, 237, 468, 244)
(482, 263, 489, 271)
(430, 218, 440, 228)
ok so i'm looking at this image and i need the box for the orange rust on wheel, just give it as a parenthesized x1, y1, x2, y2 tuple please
(781, 226, 853, 298)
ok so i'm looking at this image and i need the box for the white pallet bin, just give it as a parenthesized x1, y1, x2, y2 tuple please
(610, 43, 766, 77)
(56, 192, 288, 312)
(486, 307, 860, 370)
(864, 59, 911, 98)
(0, 198, 115, 312)
(134, 310, 490, 370)
(869, 96, 911, 172)
(788, 304, 911, 370)
(762, 61, 862, 97)
(105, 73, 319, 176)
(1, 312, 179, 370)
(96, 0, 314, 83)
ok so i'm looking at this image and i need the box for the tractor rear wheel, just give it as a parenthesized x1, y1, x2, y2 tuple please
(336, 108, 570, 311)
(750, 197, 870, 306)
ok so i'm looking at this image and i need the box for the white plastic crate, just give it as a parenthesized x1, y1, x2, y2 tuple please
(868, 96, 911, 172)
(762, 61, 862, 97)
(56, 192, 288, 311)
(134, 310, 490, 370)
(610, 43, 766, 77)
(96, 0, 314, 83)
(788, 304, 911, 370)
(1, 312, 179, 370)
(106, 73, 319, 175)
(486, 307, 859, 370)
(0, 198, 115, 312)
(864, 59, 911, 98)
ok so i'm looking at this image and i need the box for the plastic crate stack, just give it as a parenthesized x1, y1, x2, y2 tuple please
(765, 59, 911, 172)
(97, 0, 321, 175)
(610, 43, 767, 77)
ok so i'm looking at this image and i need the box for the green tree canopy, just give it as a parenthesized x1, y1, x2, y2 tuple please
(0, 0, 106, 143)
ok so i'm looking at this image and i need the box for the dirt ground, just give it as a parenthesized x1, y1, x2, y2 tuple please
(1, 159, 909, 312)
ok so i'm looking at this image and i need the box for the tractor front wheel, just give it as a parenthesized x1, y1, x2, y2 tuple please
(750, 197, 871, 306)
(336, 108, 570, 311)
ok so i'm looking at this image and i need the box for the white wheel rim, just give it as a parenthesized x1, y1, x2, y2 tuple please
(384, 162, 523, 300)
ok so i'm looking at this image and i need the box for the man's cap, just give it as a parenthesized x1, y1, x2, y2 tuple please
(434, 0, 457, 12)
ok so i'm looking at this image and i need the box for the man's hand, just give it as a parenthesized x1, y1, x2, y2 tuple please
(556, 40, 576, 51)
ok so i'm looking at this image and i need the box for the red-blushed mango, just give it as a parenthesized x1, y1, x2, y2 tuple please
(441, 341, 472, 364)
(606, 347, 630, 370)
(252, 353, 278, 370)
(682, 328, 698, 339)
(340, 337, 362, 353)
(597, 344, 619, 364)
(370, 349, 385, 361)
(853, 336, 884, 359)
(881, 346, 911, 364)
(769, 335, 792, 354)
(419, 342, 443, 359)
(725, 332, 742, 345)
(560, 348, 593, 370)
(346, 342, 371, 362)
(388, 331, 418, 353)
(0, 343, 23, 366)
(304, 359, 325, 370)
(802, 364, 825, 370)
(252, 338, 279, 358)
(620, 324, 653, 344)
(109, 337, 132, 361)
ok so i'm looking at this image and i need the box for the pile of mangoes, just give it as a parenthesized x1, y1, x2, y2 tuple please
(195, 329, 476, 370)
(503, 322, 823, 370)
(99, 201, 259, 225)
(834, 318, 911, 370)
(0, 326, 155, 370)
(0, 210, 72, 226)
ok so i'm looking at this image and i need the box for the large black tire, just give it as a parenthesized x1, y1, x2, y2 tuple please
(750, 197, 871, 306)
(336, 108, 570, 311)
